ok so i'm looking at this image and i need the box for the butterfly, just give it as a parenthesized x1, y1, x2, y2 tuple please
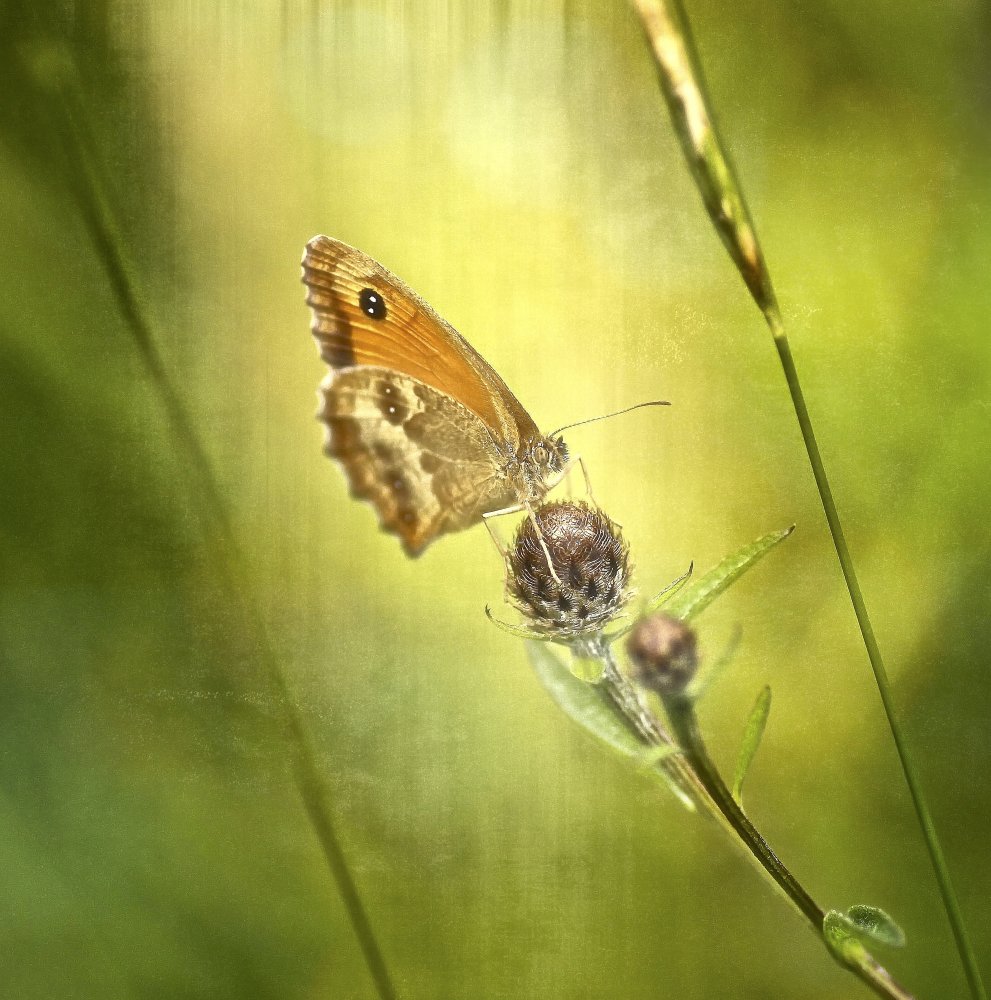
(301, 236, 573, 556)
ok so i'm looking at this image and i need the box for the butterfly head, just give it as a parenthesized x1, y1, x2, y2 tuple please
(519, 434, 570, 495)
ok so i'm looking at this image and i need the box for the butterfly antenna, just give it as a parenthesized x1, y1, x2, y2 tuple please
(550, 400, 670, 438)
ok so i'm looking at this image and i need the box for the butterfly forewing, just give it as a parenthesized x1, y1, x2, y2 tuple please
(302, 236, 540, 443)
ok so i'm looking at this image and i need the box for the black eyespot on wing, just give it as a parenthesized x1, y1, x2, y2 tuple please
(359, 287, 387, 320)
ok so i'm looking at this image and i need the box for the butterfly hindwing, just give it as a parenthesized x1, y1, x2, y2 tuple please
(319, 368, 517, 554)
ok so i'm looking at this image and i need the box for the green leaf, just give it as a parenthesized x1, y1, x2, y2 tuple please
(824, 906, 906, 955)
(526, 641, 644, 759)
(664, 526, 794, 622)
(732, 685, 771, 806)
(642, 563, 694, 616)
(823, 910, 861, 964)
(844, 905, 906, 948)
(526, 642, 697, 811)
(636, 743, 683, 768)
(641, 754, 697, 812)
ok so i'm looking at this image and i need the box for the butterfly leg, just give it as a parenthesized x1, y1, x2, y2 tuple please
(522, 501, 563, 587)
(483, 504, 520, 558)
(568, 455, 626, 528)
(483, 503, 523, 600)
(576, 455, 595, 502)
(549, 454, 594, 502)
(482, 503, 564, 589)
(552, 455, 623, 525)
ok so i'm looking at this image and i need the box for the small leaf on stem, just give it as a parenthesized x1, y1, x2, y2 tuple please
(605, 563, 693, 642)
(732, 685, 772, 806)
(484, 605, 548, 641)
(824, 909, 861, 961)
(844, 906, 907, 949)
(642, 563, 694, 616)
(664, 526, 794, 622)
(526, 641, 644, 758)
(825, 906, 906, 951)
(637, 744, 683, 768)
(525, 642, 696, 810)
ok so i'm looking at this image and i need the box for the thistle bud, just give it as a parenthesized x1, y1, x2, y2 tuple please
(627, 613, 698, 695)
(507, 501, 632, 640)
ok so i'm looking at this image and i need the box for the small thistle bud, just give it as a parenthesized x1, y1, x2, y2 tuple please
(508, 501, 632, 639)
(627, 613, 698, 695)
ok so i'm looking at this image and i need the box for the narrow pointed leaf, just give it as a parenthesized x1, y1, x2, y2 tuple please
(636, 743, 683, 770)
(632, 745, 695, 810)
(606, 564, 694, 641)
(664, 526, 794, 622)
(642, 563, 694, 616)
(485, 605, 547, 641)
(732, 685, 771, 805)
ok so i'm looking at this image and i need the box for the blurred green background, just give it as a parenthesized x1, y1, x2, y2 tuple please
(1, 1, 989, 997)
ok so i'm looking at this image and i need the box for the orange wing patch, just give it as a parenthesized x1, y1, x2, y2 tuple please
(302, 236, 539, 445)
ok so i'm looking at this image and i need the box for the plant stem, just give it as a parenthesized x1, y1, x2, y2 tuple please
(632, 3, 985, 996)
(769, 314, 986, 1000)
(599, 645, 709, 811)
(662, 693, 915, 1000)
(664, 693, 822, 926)
(273, 665, 399, 1000)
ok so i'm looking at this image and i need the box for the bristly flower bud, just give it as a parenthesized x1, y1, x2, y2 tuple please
(508, 501, 632, 640)
(627, 613, 698, 695)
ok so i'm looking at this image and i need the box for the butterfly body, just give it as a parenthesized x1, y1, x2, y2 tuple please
(302, 236, 569, 555)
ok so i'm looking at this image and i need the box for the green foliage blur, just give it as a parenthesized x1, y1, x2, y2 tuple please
(2, 2, 989, 997)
